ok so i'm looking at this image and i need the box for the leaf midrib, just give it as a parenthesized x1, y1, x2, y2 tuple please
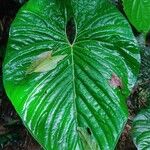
(70, 45, 78, 128)
(66, 17, 79, 145)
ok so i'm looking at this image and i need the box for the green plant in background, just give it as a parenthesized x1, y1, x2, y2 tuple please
(2, 0, 140, 149)
(132, 108, 150, 150)
(122, 0, 150, 33)
(122, 1, 150, 150)
(131, 35, 150, 150)
(131, 61, 150, 150)
(138, 42, 150, 106)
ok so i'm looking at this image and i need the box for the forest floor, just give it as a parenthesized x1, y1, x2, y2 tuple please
(0, 0, 150, 150)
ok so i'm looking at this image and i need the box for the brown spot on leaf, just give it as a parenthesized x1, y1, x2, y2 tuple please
(86, 127, 91, 135)
(109, 74, 122, 89)
(77, 127, 98, 149)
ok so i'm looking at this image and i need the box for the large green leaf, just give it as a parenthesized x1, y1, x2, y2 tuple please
(3, 0, 140, 149)
(132, 108, 150, 150)
(122, 0, 150, 33)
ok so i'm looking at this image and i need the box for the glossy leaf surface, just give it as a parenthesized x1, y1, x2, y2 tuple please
(3, 0, 140, 149)
(122, 0, 150, 33)
(132, 108, 150, 150)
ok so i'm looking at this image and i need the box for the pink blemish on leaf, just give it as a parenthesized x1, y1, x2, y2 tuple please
(109, 74, 122, 89)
